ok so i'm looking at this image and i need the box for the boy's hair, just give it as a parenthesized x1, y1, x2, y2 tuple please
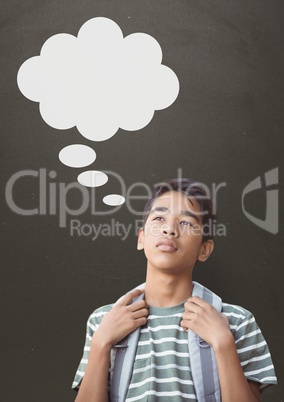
(142, 178, 216, 242)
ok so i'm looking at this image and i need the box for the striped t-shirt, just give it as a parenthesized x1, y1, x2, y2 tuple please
(72, 300, 277, 401)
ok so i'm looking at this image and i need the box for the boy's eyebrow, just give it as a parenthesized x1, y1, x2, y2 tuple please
(150, 207, 169, 214)
(150, 207, 201, 223)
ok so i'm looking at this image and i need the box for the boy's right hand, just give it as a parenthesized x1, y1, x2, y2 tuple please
(91, 289, 148, 350)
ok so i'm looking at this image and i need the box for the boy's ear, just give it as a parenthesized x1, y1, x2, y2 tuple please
(137, 228, 144, 250)
(197, 240, 214, 262)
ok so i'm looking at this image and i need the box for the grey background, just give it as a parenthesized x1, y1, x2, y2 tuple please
(1, 0, 283, 401)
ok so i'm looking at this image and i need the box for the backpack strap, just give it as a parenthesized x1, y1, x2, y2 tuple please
(187, 281, 222, 402)
(110, 291, 145, 402)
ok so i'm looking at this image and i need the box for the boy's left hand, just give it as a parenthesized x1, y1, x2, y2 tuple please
(181, 296, 232, 349)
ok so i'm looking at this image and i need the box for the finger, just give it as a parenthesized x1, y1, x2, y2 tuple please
(184, 300, 202, 314)
(184, 296, 210, 311)
(135, 316, 148, 327)
(118, 289, 144, 306)
(181, 310, 193, 320)
(128, 299, 149, 312)
(181, 311, 195, 326)
(180, 319, 190, 331)
(132, 308, 149, 320)
(187, 296, 209, 307)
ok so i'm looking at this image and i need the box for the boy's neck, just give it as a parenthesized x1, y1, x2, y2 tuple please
(144, 269, 193, 308)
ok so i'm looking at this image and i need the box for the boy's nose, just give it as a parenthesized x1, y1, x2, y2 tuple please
(163, 228, 177, 237)
(162, 222, 178, 237)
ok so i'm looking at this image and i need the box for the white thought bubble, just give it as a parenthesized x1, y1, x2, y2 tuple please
(17, 17, 180, 206)
(103, 194, 126, 206)
(17, 17, 180, 141)
(59, 144, 96, 167)
(77, 170, 108, 187)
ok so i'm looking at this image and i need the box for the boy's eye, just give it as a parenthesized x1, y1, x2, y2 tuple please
(180, 220, 193, 227)
(153, 216, 164, 221)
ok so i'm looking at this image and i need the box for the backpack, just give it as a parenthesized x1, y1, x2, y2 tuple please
(109, 281, 222, 402)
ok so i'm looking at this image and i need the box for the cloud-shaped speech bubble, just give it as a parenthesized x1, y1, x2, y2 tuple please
(17, 17, 179, 142)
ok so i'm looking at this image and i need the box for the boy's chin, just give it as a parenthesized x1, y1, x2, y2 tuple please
(149, 262, 192, 275)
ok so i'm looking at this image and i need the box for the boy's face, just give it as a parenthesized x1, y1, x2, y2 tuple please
(137, 191, 214, 275)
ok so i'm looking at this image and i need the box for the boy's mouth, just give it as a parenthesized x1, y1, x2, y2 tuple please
(156, 239, 178, 252)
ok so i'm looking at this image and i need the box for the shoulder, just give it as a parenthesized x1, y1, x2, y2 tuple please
(86, 303, 114, 328)
(221, 302, 257, 334)
(221, 302, 268, 356)
(221, 302, 253, 318)
(222, 302, 278, 388)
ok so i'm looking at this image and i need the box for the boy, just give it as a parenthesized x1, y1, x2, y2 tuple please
(72, 178, 277, 401)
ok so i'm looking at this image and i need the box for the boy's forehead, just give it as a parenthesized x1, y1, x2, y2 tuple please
(151, 191, 201, 213)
